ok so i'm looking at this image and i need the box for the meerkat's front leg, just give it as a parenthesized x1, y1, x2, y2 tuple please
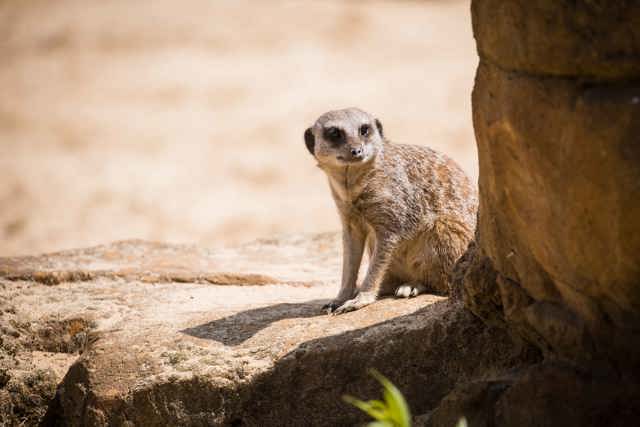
(332, 232, 398, 315)
(323, 224, 365, 313)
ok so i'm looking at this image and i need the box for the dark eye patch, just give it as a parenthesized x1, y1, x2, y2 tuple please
(359, 124, 371, 137)
(323, 126, 345, 145)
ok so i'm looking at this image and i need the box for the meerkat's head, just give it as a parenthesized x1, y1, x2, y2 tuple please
(304, 108, 385, 168)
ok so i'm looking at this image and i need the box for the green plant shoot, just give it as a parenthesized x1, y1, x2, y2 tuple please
(343, 369, 411, 427)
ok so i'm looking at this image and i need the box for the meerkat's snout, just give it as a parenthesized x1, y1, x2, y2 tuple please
(343, 143, 367, 163)
(350, 146, 364, 158)
(337, 142, 367, 163)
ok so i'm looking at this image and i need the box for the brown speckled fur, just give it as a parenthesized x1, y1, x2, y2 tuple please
(305, 108, 477, 314)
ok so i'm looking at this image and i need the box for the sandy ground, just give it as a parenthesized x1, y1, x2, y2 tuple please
(0, 0, 477, 257)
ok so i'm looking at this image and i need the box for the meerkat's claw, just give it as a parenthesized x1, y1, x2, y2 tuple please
(322, 301, 341, 314)
(331, 301, 357, 315)
(332, 293, 376, 315)
(395, 284, 427, 298)
(395, 285, 411, 298)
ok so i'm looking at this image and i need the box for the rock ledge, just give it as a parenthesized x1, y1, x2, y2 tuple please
(0, 235, 527, 426)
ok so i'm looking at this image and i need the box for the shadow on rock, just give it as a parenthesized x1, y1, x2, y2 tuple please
(180, 299, 328, 346)
(56, 299, 539, 426)
(232, 301, 537, 426)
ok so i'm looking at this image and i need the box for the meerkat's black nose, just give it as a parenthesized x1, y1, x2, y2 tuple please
(351, 146, 363, 157)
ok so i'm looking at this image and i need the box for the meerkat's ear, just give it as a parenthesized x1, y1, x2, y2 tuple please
(375, 119, 384, 138)
(304, 127, 315, 155)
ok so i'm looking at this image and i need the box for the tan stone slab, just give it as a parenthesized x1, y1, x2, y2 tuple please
(0, 233, 341, 286)
(0, 235, 527, 426)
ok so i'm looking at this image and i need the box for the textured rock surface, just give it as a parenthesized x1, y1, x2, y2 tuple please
(472, 0, 640, 79)
(0, 235, 530, 426)
(426, 361, 640, 427)
(428, 1, 640, 426)
(471, 61, 640, 366)
(467, 0, 640, 368)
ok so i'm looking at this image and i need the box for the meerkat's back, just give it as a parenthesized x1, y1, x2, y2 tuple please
(387, 143, 477, 226)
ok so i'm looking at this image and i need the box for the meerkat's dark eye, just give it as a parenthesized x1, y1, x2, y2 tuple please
(323, 126, 344, 144)
(359, 124, 371, 137)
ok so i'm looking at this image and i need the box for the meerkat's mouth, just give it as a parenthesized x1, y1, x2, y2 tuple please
(337, 156, 365, 164)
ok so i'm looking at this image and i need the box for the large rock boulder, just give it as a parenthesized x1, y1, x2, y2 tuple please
(0, 235, 531, 426)
(467, 0, 640, 369)
(427, 1, 640, 426)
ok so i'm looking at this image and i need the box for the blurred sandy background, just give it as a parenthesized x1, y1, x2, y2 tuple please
(0, 0, 477, 257)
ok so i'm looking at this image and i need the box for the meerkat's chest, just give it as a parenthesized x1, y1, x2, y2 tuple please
(328, 172, 400, 224)
(338, 189, 396, 227)
(328, 174, 368, 203)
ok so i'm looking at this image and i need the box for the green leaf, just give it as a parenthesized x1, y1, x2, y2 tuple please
(343, 395, 388, 420)
(370, 369, 411, 427)
(367, 421, 394, 427)
(343, 370, 412, 427)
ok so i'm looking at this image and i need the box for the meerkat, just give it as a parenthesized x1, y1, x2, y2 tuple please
(304, 108, 477, 314)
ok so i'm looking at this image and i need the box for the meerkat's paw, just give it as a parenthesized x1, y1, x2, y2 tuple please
(395, 283, 427, 298)
(322, 300, 345, 314)
(331, 292, 377, 315)
(322, 292, 358, 314)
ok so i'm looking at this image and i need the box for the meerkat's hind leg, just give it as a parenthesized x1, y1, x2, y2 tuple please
(394, 282, 428, 298)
